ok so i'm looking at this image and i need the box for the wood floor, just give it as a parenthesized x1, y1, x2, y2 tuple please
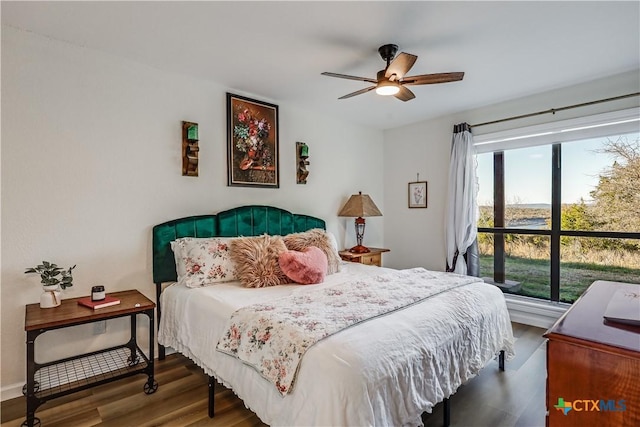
(1, 323, 546, 427)
(422, 323, 547, 427)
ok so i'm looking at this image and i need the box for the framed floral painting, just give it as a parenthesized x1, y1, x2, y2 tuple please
(408, 181, 427, 208)
(227, 93, 279, 188)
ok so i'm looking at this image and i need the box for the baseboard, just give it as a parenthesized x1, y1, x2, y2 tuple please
(2, 382, 24, 402)
(505, 294, 570, 329)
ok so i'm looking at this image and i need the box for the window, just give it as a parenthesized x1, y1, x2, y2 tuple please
(476, 109, 640, 303)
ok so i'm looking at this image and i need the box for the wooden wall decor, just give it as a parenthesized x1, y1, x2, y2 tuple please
(182, 121, 199, 176)
(296, 142, 309, 184)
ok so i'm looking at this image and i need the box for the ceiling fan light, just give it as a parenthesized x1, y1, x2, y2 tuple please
(376, 81, 400, 96)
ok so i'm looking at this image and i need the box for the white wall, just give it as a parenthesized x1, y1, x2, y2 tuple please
(382, 115, 454, 270)
(0, 27, 384, 398)
(383, 70, 640, 271)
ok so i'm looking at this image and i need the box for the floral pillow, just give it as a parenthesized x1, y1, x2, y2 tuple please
(171, 237, 237, 288)
(230, 235, 290, 288)
(283, 229, 341, 274)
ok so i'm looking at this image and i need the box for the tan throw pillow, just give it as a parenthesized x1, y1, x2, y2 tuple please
(283, 229, 341, 275)
(230, 235, 290, 288)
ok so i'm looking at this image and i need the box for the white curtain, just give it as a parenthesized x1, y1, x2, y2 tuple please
(445, 123, 478, 275)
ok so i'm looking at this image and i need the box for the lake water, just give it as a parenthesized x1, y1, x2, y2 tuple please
(507, 218, 548, 229)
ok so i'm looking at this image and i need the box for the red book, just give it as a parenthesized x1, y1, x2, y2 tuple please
(78, 295, 121, 310)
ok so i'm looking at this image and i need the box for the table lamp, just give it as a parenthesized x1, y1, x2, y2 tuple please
(338, 191, 382, 253)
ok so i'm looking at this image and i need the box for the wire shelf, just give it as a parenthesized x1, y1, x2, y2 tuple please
(34, 347, 147, 398)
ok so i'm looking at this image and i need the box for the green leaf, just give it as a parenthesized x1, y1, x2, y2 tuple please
(26, 261, 75, 289)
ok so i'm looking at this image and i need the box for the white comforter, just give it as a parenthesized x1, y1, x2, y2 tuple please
(158, 262, 515, 427)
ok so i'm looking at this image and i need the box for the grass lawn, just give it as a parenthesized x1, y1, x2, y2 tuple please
(480, 255, 640, 303)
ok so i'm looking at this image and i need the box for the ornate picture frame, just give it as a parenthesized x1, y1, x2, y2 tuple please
(408, 181, 428, 208)
(227, 93, 279, 188)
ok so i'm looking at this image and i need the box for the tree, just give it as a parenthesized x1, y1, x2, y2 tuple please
(561, 200, 596, 232)
(476, 205, 494, 250)
(590, 136, 640, 232)
(561, 200, 596, 248)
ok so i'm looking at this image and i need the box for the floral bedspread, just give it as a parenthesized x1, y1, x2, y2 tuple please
(216, 267, 482, 395)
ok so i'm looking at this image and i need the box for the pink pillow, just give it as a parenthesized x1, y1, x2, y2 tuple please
(278, 246, 328, 285)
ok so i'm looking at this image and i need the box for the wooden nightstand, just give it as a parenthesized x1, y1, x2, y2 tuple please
(339, 247, 390, 267)
(23, 290, 157, 427)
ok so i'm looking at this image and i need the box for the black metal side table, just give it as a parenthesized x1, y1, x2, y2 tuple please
(23, 289, 158, 427)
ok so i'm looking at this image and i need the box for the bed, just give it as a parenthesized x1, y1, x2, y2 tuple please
(153, 205, 515, 426)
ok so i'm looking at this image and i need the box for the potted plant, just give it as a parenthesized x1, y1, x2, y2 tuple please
(25, 261, 76, 308)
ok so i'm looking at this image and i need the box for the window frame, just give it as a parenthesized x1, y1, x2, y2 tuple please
(475, 108, 640, 302)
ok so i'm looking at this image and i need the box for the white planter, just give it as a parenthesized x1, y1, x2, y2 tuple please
(40, 285, 61, 308)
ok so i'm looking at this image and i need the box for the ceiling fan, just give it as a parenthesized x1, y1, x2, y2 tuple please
(321, 44, 464, 102)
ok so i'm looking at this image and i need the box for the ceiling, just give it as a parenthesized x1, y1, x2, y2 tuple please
(2, 1, 639, 130)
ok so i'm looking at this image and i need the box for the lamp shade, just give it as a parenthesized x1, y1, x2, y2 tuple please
(338, 192, 382, 217)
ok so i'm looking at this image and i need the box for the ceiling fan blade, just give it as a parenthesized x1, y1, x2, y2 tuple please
(401, 72, 465, 85)
(321, 72, 377, 84)
(338, 86, 377, 100)
(394, 86, 415, 102)
(385, 52, 417, 80)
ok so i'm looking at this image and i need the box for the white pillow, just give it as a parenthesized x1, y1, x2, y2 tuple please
(171, 237, 237, 287)
(170, 238, 191, 280)
(326, 231, 340, 259)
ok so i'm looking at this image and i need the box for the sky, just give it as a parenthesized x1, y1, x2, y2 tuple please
(476, 132, 638, 206)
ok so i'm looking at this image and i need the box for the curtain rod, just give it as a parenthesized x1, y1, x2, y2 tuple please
(470, 92, 640, 129)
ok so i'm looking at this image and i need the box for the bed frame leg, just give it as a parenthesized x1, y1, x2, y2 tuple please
(208, 375, 215, 418)
(155, 282, 166, 361)
(158, 344, 166, 361)
(443, 397, 450, 427)
(499, 350, 505, 371)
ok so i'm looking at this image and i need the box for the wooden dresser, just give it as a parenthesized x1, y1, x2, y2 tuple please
(544, 280, 640, 427)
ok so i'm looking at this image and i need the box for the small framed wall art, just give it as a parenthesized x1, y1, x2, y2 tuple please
(408, 181, 428, 208)
(227, 93, 279, 188)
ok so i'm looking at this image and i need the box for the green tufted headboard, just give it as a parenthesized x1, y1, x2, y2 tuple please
(152, 205, 325, 360)
(152, 205, 326, 284)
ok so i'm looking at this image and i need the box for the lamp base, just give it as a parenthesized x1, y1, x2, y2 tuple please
(348, 245, 371, 254)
